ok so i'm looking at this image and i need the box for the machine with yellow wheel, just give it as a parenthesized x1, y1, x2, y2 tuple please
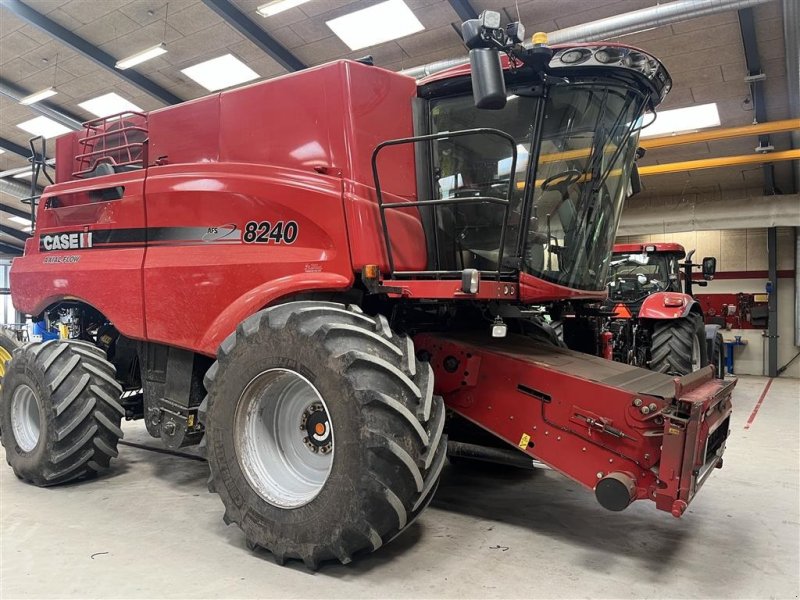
(0, 328, 23, 389)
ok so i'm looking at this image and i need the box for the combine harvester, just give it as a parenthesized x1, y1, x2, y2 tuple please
(2, 12, 734, 568)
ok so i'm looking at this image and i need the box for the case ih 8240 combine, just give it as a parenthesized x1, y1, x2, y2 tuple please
(2, 13, 734, 568)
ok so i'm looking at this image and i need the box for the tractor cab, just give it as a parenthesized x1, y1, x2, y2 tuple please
(607, 243, 685, 314)
(368, 12, 672, 307)
(607, 242, 716, 316)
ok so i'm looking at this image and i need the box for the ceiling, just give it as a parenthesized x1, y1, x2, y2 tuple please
(0, 0, 795, 254)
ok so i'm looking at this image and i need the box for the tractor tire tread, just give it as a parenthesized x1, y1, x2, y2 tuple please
(203, 301, 446, 568)
(0, 340, 124, 487)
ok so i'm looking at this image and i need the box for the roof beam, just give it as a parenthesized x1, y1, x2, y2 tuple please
(1, 0, 182, 105)
(738, 6, 775, 194)
(447, 0, 478, 22)
(0, 136, 34, 159)
(0, 242, 23, 256)
(0, 77, 82, 131)
(0, 200, 35, 221)
(0, 223, 30, 242)
(201, 0, 307, 72)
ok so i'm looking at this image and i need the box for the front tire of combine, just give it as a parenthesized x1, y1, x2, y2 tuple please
(0, 340, 124, 486)
(649, 313, 709, 376)
(201, 301, 447, 569)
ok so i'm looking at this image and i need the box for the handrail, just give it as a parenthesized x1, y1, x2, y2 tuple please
(371, 127, 518, 279)
(72, 111, 148, 178)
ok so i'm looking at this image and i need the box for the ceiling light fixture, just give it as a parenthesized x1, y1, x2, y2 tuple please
(181, 54, 259, 92)
(17, 116, 71, 139)
(115, 42, 168, 70)
(19, 87, 58, 105)
(8, 215, 32, 225)
(326, 0, 424, 51)
(640, 103, 721, 138)
(79, 93, 143, 118)
(256, 0, 310, 17)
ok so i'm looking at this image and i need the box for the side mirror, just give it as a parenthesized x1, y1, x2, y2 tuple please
(702, 256, 716, 280)
(628, 163, 642, 197)
(468, 48, 506, 109)
(462, 11, 509, 110)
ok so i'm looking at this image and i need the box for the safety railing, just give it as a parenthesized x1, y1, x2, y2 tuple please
(371, 128, 518, 280)
(72, 111, 148, 178)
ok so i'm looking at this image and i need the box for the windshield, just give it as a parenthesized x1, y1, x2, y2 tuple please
(607, 253, 676, 302)
(428, 81, 648, 290)
(524, 84, 646, 290)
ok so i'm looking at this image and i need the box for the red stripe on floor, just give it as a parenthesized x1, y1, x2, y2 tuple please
(744, 379, 773, 430)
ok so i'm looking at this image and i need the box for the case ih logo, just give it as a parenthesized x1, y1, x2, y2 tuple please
(41, 232, 93, 252)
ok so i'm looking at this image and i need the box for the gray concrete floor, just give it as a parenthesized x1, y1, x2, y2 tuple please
(1, 375, 798, 599)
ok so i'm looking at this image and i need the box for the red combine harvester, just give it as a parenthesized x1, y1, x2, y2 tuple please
(2, 13, 734, 568)
(604, 242, 725, 376)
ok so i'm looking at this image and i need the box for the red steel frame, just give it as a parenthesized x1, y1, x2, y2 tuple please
(417, 333, 734, 516)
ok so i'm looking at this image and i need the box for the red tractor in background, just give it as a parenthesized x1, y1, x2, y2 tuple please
(603, 243, 725, 377)
(1, 12, 734, 568)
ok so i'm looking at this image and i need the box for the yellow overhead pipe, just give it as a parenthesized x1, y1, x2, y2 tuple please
(536, 118, 800, 165)
(643, 118, 800, 149)
(517, 148, 800, 189)
(638, 149, 800, 176)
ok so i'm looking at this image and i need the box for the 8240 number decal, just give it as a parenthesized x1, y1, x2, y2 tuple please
(243, 220, 298, 244)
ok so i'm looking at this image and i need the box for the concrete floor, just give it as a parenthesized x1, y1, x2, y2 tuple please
(1, 375, 798, 599)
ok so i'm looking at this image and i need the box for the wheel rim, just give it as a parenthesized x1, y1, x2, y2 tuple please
(11, 384, 41, 453)
(691, 334, 701, 371)
(234, 368, 334, 509)
(0, 346, 12, 382)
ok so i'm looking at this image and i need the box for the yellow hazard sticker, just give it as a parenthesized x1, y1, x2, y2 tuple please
(518, 433, 531, 449)
(668, 427, 681, 435)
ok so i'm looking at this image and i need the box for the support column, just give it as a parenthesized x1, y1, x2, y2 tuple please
(767, 227, 778, 377)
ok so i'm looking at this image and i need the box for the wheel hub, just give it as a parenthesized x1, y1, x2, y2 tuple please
(300, 403, 332, 454)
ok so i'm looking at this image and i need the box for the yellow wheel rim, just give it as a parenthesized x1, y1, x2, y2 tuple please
(0, 346, 12, 381)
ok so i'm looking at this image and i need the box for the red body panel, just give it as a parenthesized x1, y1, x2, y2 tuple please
(11, 170, 148, 340)
(11, 61, 429, 355)
(638, 292, 698, 319)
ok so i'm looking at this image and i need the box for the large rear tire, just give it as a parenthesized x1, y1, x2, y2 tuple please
(649, 314, 709, 376)
(201, 301, 447, 568)
(0, 340, 124, 486)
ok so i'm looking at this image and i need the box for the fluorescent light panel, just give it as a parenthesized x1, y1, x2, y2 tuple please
(326, 0, 424, 51)
(12, 171, 32, 180)
(181, 54, 259, 92)
(115, 43, 167, 70)
(9, 215, 32, 225)
(257, 0, 310, 17)
(16, 116, 71, 139)
(79, 93, 142, 118)
(19, 87, 57, 105)
(640, 103, 721, 138)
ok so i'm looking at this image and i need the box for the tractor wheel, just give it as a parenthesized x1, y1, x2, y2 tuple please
(649, 314, 709, 376)
(0, 339, 124, 486)
(201, 301, 447, 569)
(0, 328, 22, 390)
(711, 331, 725, 379)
